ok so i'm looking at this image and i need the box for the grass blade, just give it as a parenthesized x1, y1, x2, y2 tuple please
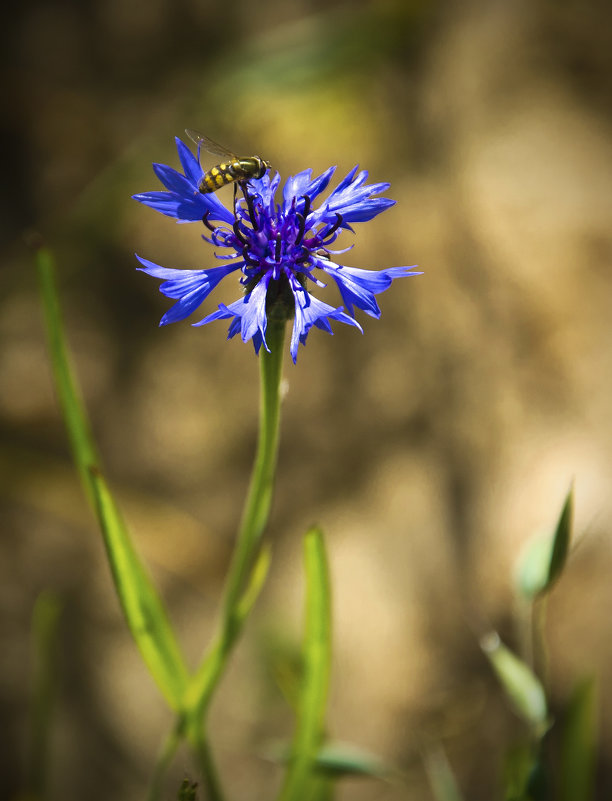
(423, 746, 464, 801)
(516, 487, 574, 600)
(277, 526, 332, 801)
(561, 677, 597, 801)
(28, 591, 62, 800)
(481, 632, 548, 733)
(89, 466, 190, 708)
(37, 245, 189, 709)
(36, 245, 101, 506)
(236, 544, 272, 623)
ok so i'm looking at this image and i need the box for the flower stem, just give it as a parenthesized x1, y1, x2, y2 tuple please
(221, 318, 286, 627)
(185, 319, 286, 724)
(146, 720, 183, 801)
(192, 727, 226, 801)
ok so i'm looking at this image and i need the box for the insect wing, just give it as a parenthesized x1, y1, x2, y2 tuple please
(185, 128, 236, 160)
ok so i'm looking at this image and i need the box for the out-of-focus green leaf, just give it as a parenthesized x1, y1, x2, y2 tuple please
(28, 591, 62, 799)
(423, 746, 464, 801)
(263, 635, 303, 713)
(503, 742, 549, 801)
(481, 632, 548, 732)
(560, 677, 597, 801)
(277, 526, 332, 801)
(315, 741, 389, 779)
(236, 544, 271, 623)
(526, 754, 549, 801)
(89, 467, 189, 710)
(36, 246, 190, 710)
(503, 742, 533, 801)
(547, 487, 573, 587)
(515, 488, 574, 600)
(36, 246, 101, 507)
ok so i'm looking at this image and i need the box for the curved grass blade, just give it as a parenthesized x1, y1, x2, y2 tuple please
(516, 487, 574, 600)
(36, 245, 189, 710)
(277, 526, 332, 801)
(423, 745, 464, 801)
(315, 741, 389, 780)
(481, 632, 548, 734)
(235, 543, 272, 623)
(28, 591, 62, 799)
(561, 677, 597, 801)
(89, 466, 190, 709)
(546, 486, 573, 590)
(36, 245, 101, 506)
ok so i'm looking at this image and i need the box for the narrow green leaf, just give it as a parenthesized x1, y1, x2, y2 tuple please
(481, 632, 548, 732)
(547, 486, 573, 588)
(28, 591, 62, 799)
(236, 544, 272, 623)
(516, 488, 574, 600)
(560, 677, 597, 801)
(263, 635, 303, 714)
(36, 245, 190, 710)
(36, 245, 100, 506)
(277, 526, 332, 801)
(89, 467, 190, 709)
(503, 742, 535, 801)
(316, 741, 389, 779)
(423, 746, 464, 801)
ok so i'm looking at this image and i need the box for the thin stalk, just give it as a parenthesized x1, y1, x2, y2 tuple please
(220, 317, 286, 630)
(28, 592, 62, 801)
(184, 318, 286, 722)
(146, 719, 184, 801)
(192, 728, 226, 801)
(277, 528, 332, 801)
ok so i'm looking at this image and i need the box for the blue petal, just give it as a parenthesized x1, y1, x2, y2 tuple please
(175, 137, 202, 186)
(136, 255, 241, 323)
(288, 276, 362, 363)
(152, 162, 196, 195)
(308, 166, 395, 226)
(303, 166, 337, 203)
(132, 190, 233, 224)
(338, 198, 396, 223)
(133, 138, 234, 224)
(193, 274, 272, 352)
(282, 166, 337, 215)
(250, 171, 281, 208)
(283, 169, 312, 209)
(316, 259, 421, 317)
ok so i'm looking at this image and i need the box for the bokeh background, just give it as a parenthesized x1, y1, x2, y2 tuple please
(2, 0, 612, 798)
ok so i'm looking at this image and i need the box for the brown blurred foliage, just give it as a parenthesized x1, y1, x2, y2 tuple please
(2, 0, 612, 799)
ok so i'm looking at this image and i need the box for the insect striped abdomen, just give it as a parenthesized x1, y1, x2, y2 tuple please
(199, 160, 245, 193)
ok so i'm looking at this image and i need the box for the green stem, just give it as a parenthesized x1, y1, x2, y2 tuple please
(185, 318, 286, 722)
(220, 317, 286, 629)
(192, 728, 226, 801)
(146, 719, 184, 801)
(28, 592, 62, 801)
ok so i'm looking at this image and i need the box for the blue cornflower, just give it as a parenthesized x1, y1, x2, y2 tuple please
(133, 137, 420, 362)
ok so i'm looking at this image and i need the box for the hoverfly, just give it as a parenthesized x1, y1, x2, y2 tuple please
(186, 128, 270, 195)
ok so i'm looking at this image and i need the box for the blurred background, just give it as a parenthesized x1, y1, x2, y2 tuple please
(2, 0, 612, 798)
